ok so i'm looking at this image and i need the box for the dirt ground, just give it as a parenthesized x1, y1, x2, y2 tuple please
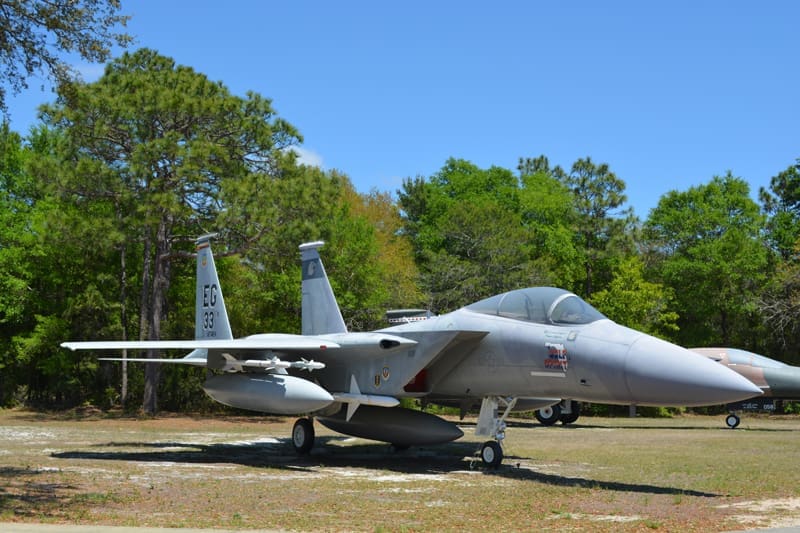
(1, 409, 799, 531)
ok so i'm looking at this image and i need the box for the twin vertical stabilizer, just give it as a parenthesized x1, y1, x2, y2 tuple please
(300, 241, 347, 336)
(195, 235, 233, 341)
(193, 237, 344, 339)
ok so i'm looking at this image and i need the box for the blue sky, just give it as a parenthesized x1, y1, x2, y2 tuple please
(3, 1, 798, 217)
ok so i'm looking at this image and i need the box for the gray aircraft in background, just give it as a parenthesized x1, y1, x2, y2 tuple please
(62, 236, 761, 467)
(691, 348, 800, 428)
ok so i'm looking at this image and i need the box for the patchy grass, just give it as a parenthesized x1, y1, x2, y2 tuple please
(0, 409, 798, 531)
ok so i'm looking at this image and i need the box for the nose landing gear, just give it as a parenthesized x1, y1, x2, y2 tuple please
(475, 396, 517, 468)
(480, 440, 503, 468)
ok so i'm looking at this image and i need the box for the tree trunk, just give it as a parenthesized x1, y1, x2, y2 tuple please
(142, 217, 173, 415)
(720, 310, 730, 346)
(119, 240, 128, 408)
(140, 230, 157, 414)
(585, 260, 593, 298)
(139, 233, 152, 341)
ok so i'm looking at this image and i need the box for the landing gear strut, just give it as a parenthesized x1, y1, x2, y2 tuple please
(475, 396, 517, 468)
(292, 417, 315, 454)
(559, 400, 581, 424)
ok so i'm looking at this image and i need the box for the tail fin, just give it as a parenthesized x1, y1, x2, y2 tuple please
(300, 241, 347, 335)
(195, 234, 233, 341)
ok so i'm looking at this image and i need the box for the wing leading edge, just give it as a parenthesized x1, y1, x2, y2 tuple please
(61, 334, 339, 369)
(62, 335, 338, 371)
(60, 335, 340, 353)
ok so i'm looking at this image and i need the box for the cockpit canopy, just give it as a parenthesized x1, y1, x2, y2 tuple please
(725, 348, 788, 369)
(465, 287, 607, 325)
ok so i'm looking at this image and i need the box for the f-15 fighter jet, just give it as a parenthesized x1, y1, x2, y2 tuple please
(63, 236, 761, 467)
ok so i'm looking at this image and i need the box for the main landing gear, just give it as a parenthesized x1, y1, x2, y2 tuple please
(292, 417, 315, 454)
(536, 400, 581, 426)
(475, 396, 517, 468)
(535, 403, 561, 426)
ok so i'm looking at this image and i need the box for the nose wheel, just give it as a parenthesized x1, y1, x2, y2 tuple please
(475, 396, 517, 468)
(725, 413, 741, 429)
(480, 440, 503, 468)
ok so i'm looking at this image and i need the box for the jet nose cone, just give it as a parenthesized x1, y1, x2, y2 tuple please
(625, 335, 763, 406)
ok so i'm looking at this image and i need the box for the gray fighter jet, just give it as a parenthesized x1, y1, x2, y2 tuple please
(534, 348, 800, 429)
(62, 236, 761, 467)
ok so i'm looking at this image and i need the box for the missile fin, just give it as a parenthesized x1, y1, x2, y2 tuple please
(346, 375, 360, 421)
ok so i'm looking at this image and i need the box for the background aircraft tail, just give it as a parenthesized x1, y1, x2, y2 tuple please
(195, 235, 233, 341)
(300, 241, 347, 335)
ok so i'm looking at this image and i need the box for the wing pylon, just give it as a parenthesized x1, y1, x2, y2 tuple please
(332, 375, 400, 421)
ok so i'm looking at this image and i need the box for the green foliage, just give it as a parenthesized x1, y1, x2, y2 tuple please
(760, 159, 800, 260)
(757, 262, 800, 364)
(783, 401, 800, 414)
(0, 124, 32, 334)
(644, 173, 770, 347)
(326, 201, 388, 331)
(552, 156, 637, 297)
(518, 162, 583, 290)
(400, 158, 573, 311)
(0, 0, 131, 113)
(37, 48, 306, 412)
(756, 160, 800, 362)
(589, 256, 679, 339)
(400, 158, 521, 259)
(0, 124, 117, 406)
(219, 167, 410, 335)
(356, 189, 423, 311)
(400, 155, 638, 311)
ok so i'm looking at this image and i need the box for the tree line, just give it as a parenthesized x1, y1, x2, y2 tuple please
(2, 48, 799, 413)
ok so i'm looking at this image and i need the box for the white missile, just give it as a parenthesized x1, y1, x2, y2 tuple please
(237, 358, 326, 371)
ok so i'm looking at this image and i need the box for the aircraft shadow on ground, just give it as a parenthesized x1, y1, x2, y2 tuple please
(51, 438, 716, 498)
(503, 420, 799, 432)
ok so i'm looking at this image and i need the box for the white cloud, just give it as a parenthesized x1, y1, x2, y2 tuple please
(71, 62, 106, 82)
(289, 146, 324, 168)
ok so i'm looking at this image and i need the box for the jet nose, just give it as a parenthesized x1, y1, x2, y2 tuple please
(625, 335, 763, 406)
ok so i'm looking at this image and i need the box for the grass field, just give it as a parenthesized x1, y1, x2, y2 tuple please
(0, 409, 798, 531)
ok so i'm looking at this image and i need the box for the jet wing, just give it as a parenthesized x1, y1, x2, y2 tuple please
(403, 330, 489, 392)
(61, 334, 340, 353)
(97, 355, 209, 366)
(62, 335, 339, 371)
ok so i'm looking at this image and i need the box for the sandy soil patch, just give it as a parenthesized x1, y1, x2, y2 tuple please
(718, 497, 800, 529)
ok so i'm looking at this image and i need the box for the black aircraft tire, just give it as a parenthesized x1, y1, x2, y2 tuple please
(292, 418, 315, 454)
(559, 402, 581, 425)
(480, 441, 503, 468)
(726, 414, 741, 429)
(535, 404, 562, 426)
